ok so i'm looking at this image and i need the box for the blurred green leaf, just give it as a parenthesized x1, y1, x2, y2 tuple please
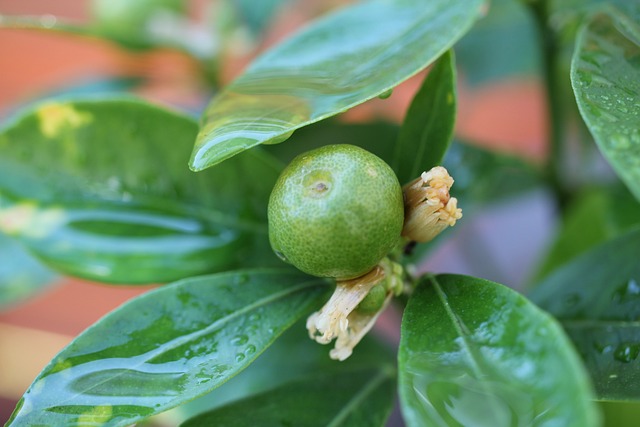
(571, 10, 640, 201)
(227, 0, 289, 37)
(600, 401, 640, 427)
(6, 269, 328, 427)
(535, 188, 640, 280)
(530, 228, 640, 401)
(399, 274, 600, 427)
(0, 99, 281, 284)
(181, 367, 395, 427)
(442, 140, 541, 205)
(456, 0, 540, 85)
(393, 50, 456, 186)
(0, 233, 57, 309)
(190, 0, 486, 170)
(90, 0, 187, 50)
(173, 320, 395, 421)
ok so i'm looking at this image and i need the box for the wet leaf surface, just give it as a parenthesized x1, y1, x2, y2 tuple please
(190, 0, 485, 170)
(6, 269, 328, 426)
(530, 227, 640, 400)
(571, 9, 640, 200)
(399, 274, 599, 427)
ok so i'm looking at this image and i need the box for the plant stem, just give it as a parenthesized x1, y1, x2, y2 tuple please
(529, 0, 571, 211)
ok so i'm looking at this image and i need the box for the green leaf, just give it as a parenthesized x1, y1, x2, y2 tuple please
(173, 321, 395, 420)
(393, 50, 456, 185)
(534, 188, 640, 280)
(399, 274, 600, 427)
(190, 0, 486, 170)
(0, 233, 57, 309)
(264, 119, 399, 166)
(571, 10, 640, 201)
(227, 0, 289, 37)
(180, 368, 395, 427)
(442, 140, 541, 206)
(0, 99, 281, 284)
(530, 228, 640, 401)
(455, 0, 539, 85)
(6, 269, 328, 427)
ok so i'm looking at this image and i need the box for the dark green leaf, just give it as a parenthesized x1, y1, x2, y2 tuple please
(534, 188, 640, 280)
(0, 233, 57, 309)
(571, 10, 640, 201)
(264, 119, 399, 166)
(190, 0, 486, 170)
(0, 99, 281, 284)
(441, 140, 541, 205)
(399, 274, 600, 427)
(181, 368, 395, 427)
(173, 321, 395, 420)
(6, 269, 328, 427)
(393, 50, 456, 185)
(530, 228, 640, 401)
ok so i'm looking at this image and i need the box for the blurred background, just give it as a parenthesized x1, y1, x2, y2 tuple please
(1, 0, 632, 425)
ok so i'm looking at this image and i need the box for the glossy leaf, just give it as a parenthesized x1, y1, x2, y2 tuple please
(530, 228, 640, 400)
(190, 0, 486, 170)
(393, 50, 456, 185)
(181, 367, 395, 427)
(0, 233, 57, 309)
(173, 320, 395, 421)
(399, 274, 600, 427)
(571, 10, 640, 201)
(534, 188, 640, 280)
(0, 99, 281, 284)
(6, 269, 328, 427)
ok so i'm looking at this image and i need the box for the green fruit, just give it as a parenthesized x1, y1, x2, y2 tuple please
(268, 144, 404, 280)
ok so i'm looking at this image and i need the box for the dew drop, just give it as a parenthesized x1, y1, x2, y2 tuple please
(378, 89, 393, 99)
(613, 279, 640, 302)
(613, 343, 640, 363)
(245, 344, 257, 356)
(249, 313, 261, 322)
(231, 334, 249, 346)
(235, 353, 246, 362)
(563, 293, 581, 307)
(234, 274, 250, 286)
(274, 250, 288, 262)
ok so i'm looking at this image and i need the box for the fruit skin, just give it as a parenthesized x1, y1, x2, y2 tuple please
(268, 144, 404, 280)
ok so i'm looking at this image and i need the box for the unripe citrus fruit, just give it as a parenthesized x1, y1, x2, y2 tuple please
(268, 144, 404, 280)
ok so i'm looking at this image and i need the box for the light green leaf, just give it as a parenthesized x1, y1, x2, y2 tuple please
(571, 10, 640, 201)
(0, 99, 281, 284)
(180, 368, 395, 427)
(6, 269, 328, 427)
(393, 50, 456, 185)
(530, 228, 640, 401)
(399, 274, 600, 427)
(0, 233, 57, 309)
(190, 0, 486, 170)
